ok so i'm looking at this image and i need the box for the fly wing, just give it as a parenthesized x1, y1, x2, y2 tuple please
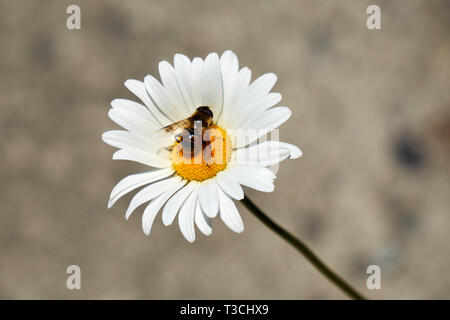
(155, 119, 190, 136)
(152, 119, 190, 148)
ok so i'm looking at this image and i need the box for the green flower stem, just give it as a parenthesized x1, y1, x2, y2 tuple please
(241, 195, 367, 300)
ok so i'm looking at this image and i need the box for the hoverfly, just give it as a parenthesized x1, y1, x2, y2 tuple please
(159, 106, 219, 161)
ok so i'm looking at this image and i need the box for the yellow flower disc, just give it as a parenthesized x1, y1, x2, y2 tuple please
(171, 126, 231, 181)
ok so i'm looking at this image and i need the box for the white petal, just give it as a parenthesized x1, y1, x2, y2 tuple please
(191, 57, 204, 108)
(197, 179, 219, 218)
(233, 148, 289, 167)
(124, 79, 171, 126)
(178, 188, 198, 242)
(125, 176, 181, 219)
(219, 50, 239, 122)
(216, 171, 244, 200)
(107, 108, 155, 135)
(234, 92, 282, 128)
(141, 179, 186, 235)
(194, 200, 212, 236)
(141, 199, 163, 236)
(108, 168, 174, 208)
(220, 50, 239, 94)
(113, 148, 171, 168)
(162, 181, 197, 226)
(279, 142, 303, 159)
(217, 67, 251, 128)
(243, 106, 291, 130)
(144, 74, 187, 122)
(111, 98, 159, 128)
(232, 141, 300, 166)
(174, 54, 196, 114)
(159, 60, 191, 115)
(234, 107, 292, 148)
(235, 73, 277, 120)
(226, 165, 275, 192)
(249, 73, 277, 95)
(201, 53, 223, 120)
(102, 130, 158, 152)
(217, 186, 244, 233)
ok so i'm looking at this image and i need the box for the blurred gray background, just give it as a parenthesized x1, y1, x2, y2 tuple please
(0, 0, 449, 299)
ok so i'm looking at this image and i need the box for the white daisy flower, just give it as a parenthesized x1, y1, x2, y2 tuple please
(102, 50, 302, 242)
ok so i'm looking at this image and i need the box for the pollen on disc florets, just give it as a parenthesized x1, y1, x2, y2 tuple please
(171, 126, 231, 181)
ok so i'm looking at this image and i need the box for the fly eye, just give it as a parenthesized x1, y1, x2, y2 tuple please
(196, 106, 213, 118)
